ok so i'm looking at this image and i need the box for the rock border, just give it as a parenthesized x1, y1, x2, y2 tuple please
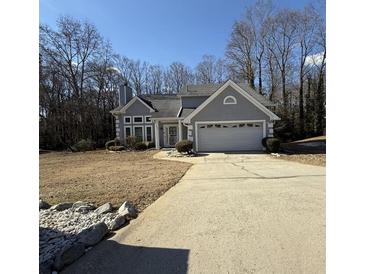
(39, 200, 138, 273)
(166, 149, 196, 158)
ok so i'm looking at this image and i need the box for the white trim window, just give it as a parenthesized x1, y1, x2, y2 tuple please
(133, 116, 143, 124)
(124, 126, 132, 139)
(124, 116, 131, 124)
(145, 125, 153, 142)
(133, 126, 144, 142)
(145, 115, 152, 123)
(223, 95, 237, 105)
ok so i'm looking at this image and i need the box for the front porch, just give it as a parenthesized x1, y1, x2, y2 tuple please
(152, 118, 187, 149)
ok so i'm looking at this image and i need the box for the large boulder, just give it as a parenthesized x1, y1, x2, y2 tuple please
(94, 202, 113, 215)
(78, 222, 109, 247)
(39, 199, 51, 210)
(50, 203, 73, 211)
(118, 201, 138, 219)
(53, 243, 85, 271)
(109, 215, 126, 231)
(71, 201, 96, 214)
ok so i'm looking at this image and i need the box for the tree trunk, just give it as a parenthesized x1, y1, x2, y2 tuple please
(299, 44, 305, 138)
(316, 73, 325, 135)
(282, 68, 288, 120)
(299, 69, 304, 137)
(258, 58, 263, 94)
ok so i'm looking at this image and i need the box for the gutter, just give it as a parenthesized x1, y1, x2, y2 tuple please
(151, 117, 184, 121)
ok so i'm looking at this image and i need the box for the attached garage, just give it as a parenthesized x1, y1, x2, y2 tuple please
(196, 121, 265, 152)
(183, 80, 280, 152)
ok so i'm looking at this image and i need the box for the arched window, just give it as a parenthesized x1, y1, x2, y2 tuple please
(223, 95, 237, 105)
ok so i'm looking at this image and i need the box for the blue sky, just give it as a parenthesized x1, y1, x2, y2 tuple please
(40, 0, 325, 68)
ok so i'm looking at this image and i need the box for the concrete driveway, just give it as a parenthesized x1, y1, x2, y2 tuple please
(63, 152, 325, 274)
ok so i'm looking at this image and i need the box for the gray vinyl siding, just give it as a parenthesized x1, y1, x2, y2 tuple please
(116, 99, 155, 143)
(125, 100, 151, 116)
(190, 86, 272, 150)
(181, 96, 209, 108)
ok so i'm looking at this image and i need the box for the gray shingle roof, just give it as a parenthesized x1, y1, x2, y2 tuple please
(179, 83, 223, 96)
(110, 95, 181, 118)
(179, 82, 276, 107)
(111, 81, 276, 117)
(110, 105, 124, 112)
(140, 95, 181, 118)
(179, 108, 195, 118)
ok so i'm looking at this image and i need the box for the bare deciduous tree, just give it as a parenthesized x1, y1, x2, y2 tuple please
(313, 14, 326, 135)
(164, 62, 193, 93)
(40, 17, 132, 149)
(264, 10, 299, 121)
(297, 6, 319, 135)
(226, 20, 256, 88)
(214, 58, 228, 83)
(246, 0, 274, 94)
(195, 55, 228, 84)
(195, 55, 216, 84)
(129, 60, 148, 95)
(115, 55, 132, 85)
(148, 65, 164, 94)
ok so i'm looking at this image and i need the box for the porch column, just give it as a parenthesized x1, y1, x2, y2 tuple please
(187, 125, 193, 141)
(268, 121, 274, 137)
(178, 120, 183, 141)
(154, 121, 160, 149)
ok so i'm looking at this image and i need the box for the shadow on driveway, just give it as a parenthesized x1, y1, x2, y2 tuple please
(62, 239, 190, 274)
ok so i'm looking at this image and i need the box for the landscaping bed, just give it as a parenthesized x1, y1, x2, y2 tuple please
(281, 136, 326, 154)
(39, 200, 138, 272)
(275, 136, 326, 167)
(40, 150, 192, 211)
(278, 154, 326, 167)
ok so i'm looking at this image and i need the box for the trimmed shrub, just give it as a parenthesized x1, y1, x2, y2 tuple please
(147, 142, 155, 149)
(135, 142, 147, 151)
(175, 140, 193, 154)
(105, 138, 121, 150)
(108, 145, 125, 151)
(95, 138, 109, 149)
(126, 136, 138, 149)
(261, 137, 269, 148)
(266, 138, 281, 153)
(72, 139, 95, 152)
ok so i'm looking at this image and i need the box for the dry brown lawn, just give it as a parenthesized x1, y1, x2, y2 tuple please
(40, 150, 192, 211)
(279, 154, 326, 167)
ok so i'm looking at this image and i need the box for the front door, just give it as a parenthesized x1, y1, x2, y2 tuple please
(164, 125, 178, 146)
(168, 126, 177, 146)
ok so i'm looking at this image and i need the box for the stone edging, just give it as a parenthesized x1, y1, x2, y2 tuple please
(39, 200, 137, 273)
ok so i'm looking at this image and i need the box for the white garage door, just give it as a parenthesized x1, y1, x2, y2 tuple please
(197, 122, 264, 151)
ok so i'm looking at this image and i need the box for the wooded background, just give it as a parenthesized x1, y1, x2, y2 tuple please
(39, 0, 325, 149)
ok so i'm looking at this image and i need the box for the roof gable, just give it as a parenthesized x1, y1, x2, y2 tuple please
(183, 80, 280, 123)
(110, 96, 155, 114)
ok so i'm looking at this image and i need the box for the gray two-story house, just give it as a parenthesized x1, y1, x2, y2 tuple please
(110, 80, 280, 152)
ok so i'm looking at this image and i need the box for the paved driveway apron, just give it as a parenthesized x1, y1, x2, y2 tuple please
(63, 153, 325, 274)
